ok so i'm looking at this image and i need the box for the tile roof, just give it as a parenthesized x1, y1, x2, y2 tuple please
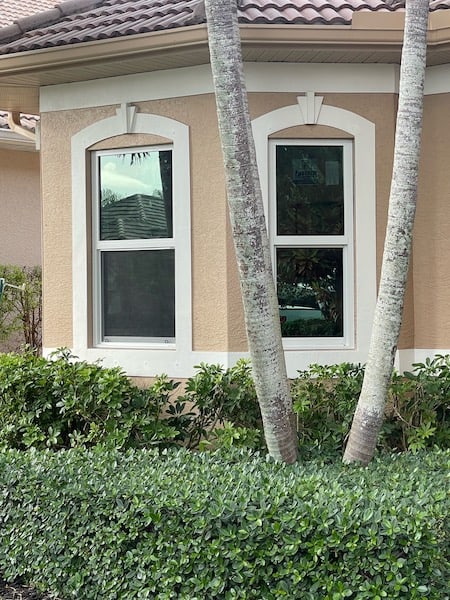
(0, 0, 448, 55)
(0, 0, 57, 28)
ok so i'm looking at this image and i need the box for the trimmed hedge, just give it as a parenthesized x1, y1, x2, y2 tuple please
(0, 448, 448, 599)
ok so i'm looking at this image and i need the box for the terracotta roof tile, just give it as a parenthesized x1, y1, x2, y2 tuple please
(0, 0, 448, 55)
(0, 0, 57, 28)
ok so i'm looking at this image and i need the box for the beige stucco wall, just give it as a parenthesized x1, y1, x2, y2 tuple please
(41, 90, 424, 353)
(40, 106, 116, 347)
(0, 148, 41, 266)
(40, 98, 232, 350)
(414, 93, 450, 348)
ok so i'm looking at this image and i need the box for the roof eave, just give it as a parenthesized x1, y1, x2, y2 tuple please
(0, 129, 37, 151)
(0, 23, 407, 81)
(0, 11, 450, 113)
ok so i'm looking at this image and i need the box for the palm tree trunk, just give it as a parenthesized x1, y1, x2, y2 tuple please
(343, 0, 429, 465)
(204, 0, 297, 463)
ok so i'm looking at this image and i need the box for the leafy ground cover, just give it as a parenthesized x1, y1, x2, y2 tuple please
(0, 448, 448, 599)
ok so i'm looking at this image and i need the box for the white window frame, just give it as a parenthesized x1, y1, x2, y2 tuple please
(269, 139, 354, 349)
(92, 144, 176, 347)
(70, 104, 191, 376)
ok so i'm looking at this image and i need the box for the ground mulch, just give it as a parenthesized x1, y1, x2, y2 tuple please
(0, 577, 61, 600)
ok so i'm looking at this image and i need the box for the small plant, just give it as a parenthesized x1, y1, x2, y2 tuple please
(0, 265, 42, 352)
(199, 421, 264, 451)
(166, 359, 262, 449)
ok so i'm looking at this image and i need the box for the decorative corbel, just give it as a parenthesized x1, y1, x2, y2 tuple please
(297, 92, 324, 125)
(7, 111, 36, 141)
(116, 103, 137, 134)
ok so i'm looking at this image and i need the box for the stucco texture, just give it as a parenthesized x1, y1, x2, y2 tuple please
(0, 148, 41, 266)
(40, 90, 426, 353)
(414, 93, 450, 348)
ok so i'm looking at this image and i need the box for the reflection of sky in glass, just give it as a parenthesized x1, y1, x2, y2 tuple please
(99, 152, 163, 199)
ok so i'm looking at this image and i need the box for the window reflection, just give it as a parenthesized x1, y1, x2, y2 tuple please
(99, 150, 173, 240)
(276, 145, 344, 236)
(277, 248, 343, 337)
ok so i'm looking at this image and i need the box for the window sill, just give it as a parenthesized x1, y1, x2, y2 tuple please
(95, 341, 176, 351)
(282, 338, 355, 351)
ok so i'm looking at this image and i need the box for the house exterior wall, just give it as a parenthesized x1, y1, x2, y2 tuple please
(414, 93, 450, 350)
(40, 99, 233, 352)
(0, 148, 41, 266)
(38, 65, 450, 377)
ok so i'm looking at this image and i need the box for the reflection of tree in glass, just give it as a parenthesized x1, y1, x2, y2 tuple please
(277, 180, 343, 236)
(158, 150, 173, 238)
(99, 149, 173, 240)
(101, 187, 162, 207)
(277, 281, 316, 308)
(276, 146, 344, 236)
(277, 248, 343, 335)
(100, 188, 120, 207)
(117, 150, 173, 236)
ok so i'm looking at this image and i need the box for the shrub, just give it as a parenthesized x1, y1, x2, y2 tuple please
(292, 359, 450, 458)
(0, 350, 262, 452)
(0, 448, 448, 599)
(292, 362, 364, 459)
(0, 349, 178, 450)
(393, 355, 450, 451)
(167, 360, 262, 449)
(0, 265, 42, 352)
(1, 348, 448, 456)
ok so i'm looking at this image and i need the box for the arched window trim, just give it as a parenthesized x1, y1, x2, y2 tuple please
(71, 103, 191, 371)
(252, 99, 376, 367)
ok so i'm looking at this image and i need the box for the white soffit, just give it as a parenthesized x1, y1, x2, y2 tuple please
(40, 63, 402, 112)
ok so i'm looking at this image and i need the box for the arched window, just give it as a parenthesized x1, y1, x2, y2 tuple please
(71, 104, 191, 374)
(252, 97, 376, 370)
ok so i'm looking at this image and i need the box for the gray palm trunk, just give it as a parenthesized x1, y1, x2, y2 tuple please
(343, 0, 429, 465)
(204, 0, 297, 463)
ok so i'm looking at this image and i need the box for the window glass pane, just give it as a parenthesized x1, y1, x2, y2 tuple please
(102, 250, 175, 340)
(99, 149, 173, 240)
(277, 248, 343, 337)
(276, 145, 344, 235)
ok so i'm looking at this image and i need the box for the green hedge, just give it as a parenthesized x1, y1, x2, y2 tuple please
(0, 448, 448, 599)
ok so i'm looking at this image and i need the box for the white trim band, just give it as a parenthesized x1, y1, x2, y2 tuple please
(41, 63, 401, 112)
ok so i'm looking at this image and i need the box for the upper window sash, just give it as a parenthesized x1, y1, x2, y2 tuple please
(92, 145, 174, 248)
(269, 139, 353, 245)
